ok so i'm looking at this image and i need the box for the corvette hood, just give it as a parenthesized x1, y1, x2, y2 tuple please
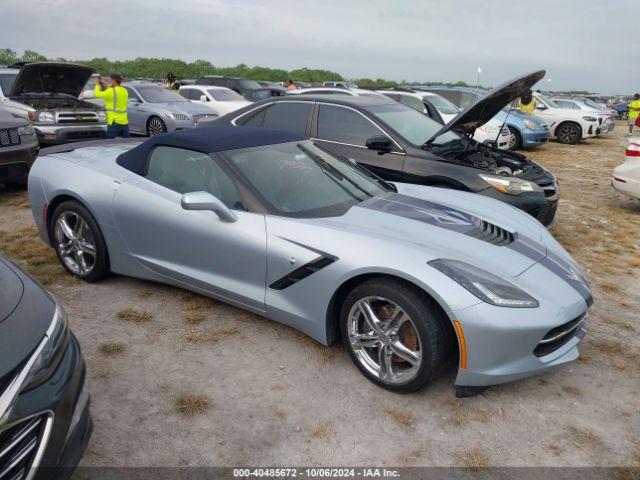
(9, 62, 94, 98)
(427, 70, 546, 141)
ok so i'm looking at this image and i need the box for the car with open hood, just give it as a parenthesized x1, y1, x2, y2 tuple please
(202, 71, 560, 226)
(122, 82, 218, 136)
(0, 62, 107, 145)
(28, 127, 590, 396)
(0, 107, 39, 187)
(0, 254, 91, 479)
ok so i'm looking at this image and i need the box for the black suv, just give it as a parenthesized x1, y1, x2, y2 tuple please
(0, 255, 91, 479)
(204, 71, 559, 226)
(195, 76, 262, 99)
(0, 107, 39, 187)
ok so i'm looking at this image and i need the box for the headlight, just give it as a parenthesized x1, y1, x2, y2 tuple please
(165, 112, 189, 121)
(17, 124, 35, 136)
(97, 111, 107, 122)
(522, 119, 539, 129)
(23, 303, 70, 390)
(478, 124, 500, 134)
(582, 116, 597, 122)
(429, 259, 539, 308)
(37, 111, 55, 123)
(479, 173, 542, 195)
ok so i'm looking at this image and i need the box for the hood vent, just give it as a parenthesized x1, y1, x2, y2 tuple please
(467, 220, 515, 246)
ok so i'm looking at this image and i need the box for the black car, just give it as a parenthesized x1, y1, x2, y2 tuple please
(245, 86, 287, 102)
(195, 76, 263, 100)
(0, 108, 39, 188)
(0, 255, 91, 479)
(203, 71, 559, 226)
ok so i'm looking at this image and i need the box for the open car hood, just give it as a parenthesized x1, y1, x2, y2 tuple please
(9, 62, 95, 98)
(426, 70, 545, 143)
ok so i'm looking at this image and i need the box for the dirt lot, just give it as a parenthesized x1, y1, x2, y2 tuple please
(1, 123, 638, 468)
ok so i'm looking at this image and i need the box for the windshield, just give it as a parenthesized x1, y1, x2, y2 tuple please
(367, 103, 459, 146)
(536, 93, 559, 108)
(224, 141, 387, 217)
(238, 80, 261, 90)
(137, 86, 187, 103)
(208, 89, 244, 101)
(0, 73, 17, 95)
(425, 94, 460, 115)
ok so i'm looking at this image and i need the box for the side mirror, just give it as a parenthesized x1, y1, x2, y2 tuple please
(181, 191, 237, 223)
(366, 135, 393, 154)
(536, 103, 547, 110)
(200, 95, 208, 102)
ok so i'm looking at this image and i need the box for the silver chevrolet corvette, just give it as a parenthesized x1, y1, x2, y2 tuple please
(28, 126, 592, 396)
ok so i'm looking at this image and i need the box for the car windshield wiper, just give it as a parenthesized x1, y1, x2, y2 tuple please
(297, 143, 371, 200)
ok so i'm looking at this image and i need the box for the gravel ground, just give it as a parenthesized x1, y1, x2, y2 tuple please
(0, 122, 638, 468)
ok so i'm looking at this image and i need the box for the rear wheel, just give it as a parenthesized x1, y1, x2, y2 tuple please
(556, 122, 582, 144)
(507, 126, 522, 150)
(340, 278, 449, 393)
(51, 201, 110, 282)
(146, 116, 167, 136)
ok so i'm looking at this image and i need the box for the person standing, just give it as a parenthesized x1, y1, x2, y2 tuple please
(167, 72, 180, 91)
(94, 73, 130, 139)
(286, 80, 298, 90)
(628, 93, 640, 136)
(517, 90, 536, 114)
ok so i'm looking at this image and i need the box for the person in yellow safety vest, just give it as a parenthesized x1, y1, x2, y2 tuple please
(167, 72, 180, 91)
(94, 73, 130, 139)
(517, 90, 536, 114)
(627, 93, 640, 136)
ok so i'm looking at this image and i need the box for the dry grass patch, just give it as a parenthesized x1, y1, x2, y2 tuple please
(546, 443, 563, 456)
(136, 290, 153, 299)
(185, 327, 239, 344)
(116, 308, 153, 323)
(458, 446, 490, 469)
(602, 316, 636, 332)
(398, 449, 425, 465)
(175, 394, 212, 417)
(175, 290, 218, 310)
(562, 386, 582, 397)
(631, 439, 640, 467)
(1, 191, 30, 208)
(568, 426, 603, 450)
(184, 313, 206, 325)
(274, 408, 286, 419)
(100, 342, 123, 355)
(309, 422, 330, 439)
(98, 362, 110, 378)
(384, 406, 415, 428)
(611, 360, 627, 371)
(0, 227, 71, 286)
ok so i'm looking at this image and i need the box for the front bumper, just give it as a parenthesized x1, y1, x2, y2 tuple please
(452, 262, 590, 387)
(583, 122, 600, 138)
(2, 334, 92, 480)
(599, 119, 615, 134)
(35, 124, 107, 145)
(480, 186, 559, 227)
(521, 128, 550, 148)
(0, 133, 39, 184)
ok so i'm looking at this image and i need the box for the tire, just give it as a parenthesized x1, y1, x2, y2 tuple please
(507, 126, 522, 150)
(50, 200, 110, 282)
(146, 116, 167, 136)
(556, 122, 582, 144)
(340, 278, 449, 393)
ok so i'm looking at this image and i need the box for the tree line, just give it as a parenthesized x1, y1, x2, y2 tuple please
(0, 48, 487, 89)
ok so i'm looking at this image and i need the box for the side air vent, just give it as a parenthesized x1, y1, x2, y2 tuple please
(270, 257, 336, 290)
(466, 220, 515, 246)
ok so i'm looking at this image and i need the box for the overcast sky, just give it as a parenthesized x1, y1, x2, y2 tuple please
(3, 0, 638, 93)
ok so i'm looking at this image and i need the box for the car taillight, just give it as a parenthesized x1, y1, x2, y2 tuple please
(627, 143, 640, 156)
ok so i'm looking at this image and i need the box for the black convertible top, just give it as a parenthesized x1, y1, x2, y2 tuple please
(116, 126, 304, 175)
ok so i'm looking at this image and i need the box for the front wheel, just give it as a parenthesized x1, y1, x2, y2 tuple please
(507, 126, 522, 150)
(556, 122, 582, 144)
(51, 201, 110, 282)
(146, 116, 167, 136)
(340, 278, 449, 393)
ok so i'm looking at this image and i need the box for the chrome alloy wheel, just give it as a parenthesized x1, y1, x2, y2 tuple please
(347, 296, 422, 385)
(147, 117, 166, 136)
(508, 132, 518, 150)
(54, 212, 97, 276)
(558, 124, 580, 143)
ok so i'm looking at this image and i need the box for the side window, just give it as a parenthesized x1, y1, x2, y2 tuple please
(383, 93, 401, 101)
(437, 90, 460, 106)
(125, 87, 141, 102)
(178, 89, 189, 99)
(459, 92, 479, 109)
(239, 108, 267, 127)
(261, 103, 311, 136)
(400, 95, 425, 113)
(317, 105, 384, 146)
(146, 146, 244, 210)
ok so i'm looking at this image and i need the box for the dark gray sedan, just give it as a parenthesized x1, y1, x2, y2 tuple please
(0, 108, 38, 187)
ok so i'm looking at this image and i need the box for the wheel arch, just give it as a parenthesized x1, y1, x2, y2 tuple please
(325, 272, 458, 363)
